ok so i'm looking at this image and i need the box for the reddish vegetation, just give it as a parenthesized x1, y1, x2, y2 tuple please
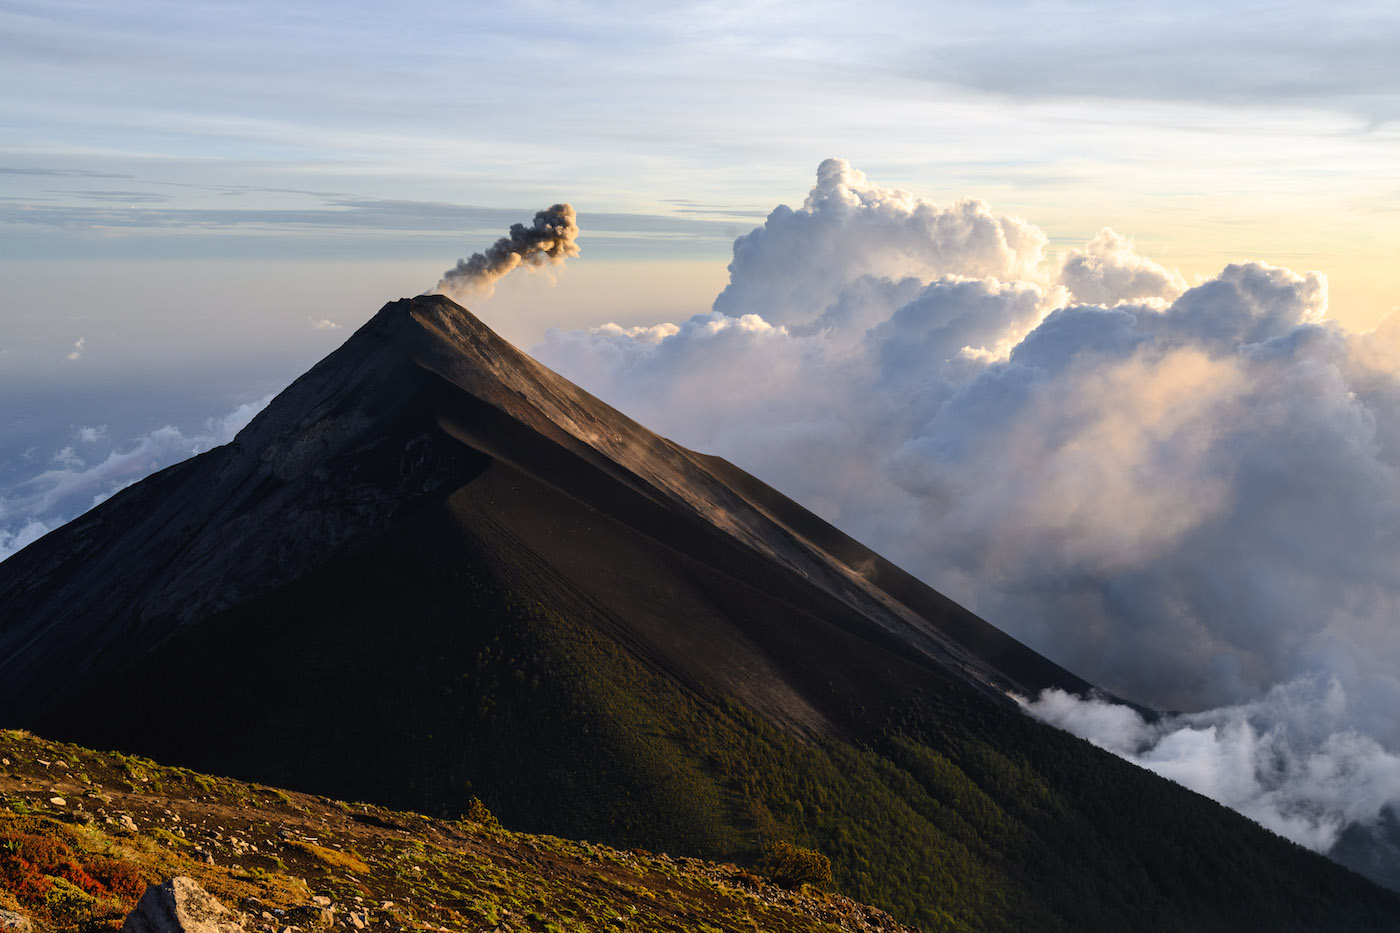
(0, 832, 146, 906)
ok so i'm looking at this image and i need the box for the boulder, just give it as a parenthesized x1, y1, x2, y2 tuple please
(120, 877, 245, 933)
(0, 909, 33, 932)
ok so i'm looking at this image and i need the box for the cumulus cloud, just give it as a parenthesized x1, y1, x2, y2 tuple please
(432, 203, 580, 299)
(531, 159, 1400, 870)
(66, 337, 84, 361)
(712, 158, 1046, 327)
(0, 396, 270, 564)
(1059, 228, 1186, 307)
(310, 318, 341, 331)
(1020, 681, 1400, 855)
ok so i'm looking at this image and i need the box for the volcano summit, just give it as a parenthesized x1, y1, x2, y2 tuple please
(1, 296, 1397, 931)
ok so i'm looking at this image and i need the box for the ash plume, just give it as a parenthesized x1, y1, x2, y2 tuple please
(432, 203, 579, 298)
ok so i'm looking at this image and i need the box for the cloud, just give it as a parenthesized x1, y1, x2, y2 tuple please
(66, 337, 84, 361)
(712, 158, 1046, 328)
(903, 3, 1400, 121)
(1020, 681, 1400, 855)
(310, 318, 341, 330)
(0, 519, 53, 563)
(1059, 228, 1185, 307)
(531, 159, 1400, 869)
(0, 396, 271, 564)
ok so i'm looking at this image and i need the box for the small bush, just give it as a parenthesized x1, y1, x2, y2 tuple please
(761, 840, 832, 890)
(463, 797, 500, 831)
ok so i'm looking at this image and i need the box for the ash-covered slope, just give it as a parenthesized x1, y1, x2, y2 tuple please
(3, 296, 1399, 932)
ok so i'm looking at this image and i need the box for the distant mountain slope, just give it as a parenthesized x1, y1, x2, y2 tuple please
(2, 295, 1398, 931)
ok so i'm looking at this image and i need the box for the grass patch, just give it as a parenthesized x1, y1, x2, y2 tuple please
(287, 841, 370, 874)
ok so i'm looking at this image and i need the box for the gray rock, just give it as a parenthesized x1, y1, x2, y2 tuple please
(286, 905, 333, 927)
(121, 876, 245, 933)
(0, 909, 33, 932)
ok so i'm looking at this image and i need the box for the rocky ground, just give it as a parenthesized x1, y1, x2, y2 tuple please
(0, 729, 916, 933)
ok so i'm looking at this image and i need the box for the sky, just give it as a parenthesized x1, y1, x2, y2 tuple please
(5, 0, 1400, 885)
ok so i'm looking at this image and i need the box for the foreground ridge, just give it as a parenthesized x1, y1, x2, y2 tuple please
(0, 729, 912, 933)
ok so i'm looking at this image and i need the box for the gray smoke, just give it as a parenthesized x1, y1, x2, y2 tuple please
(433, 203, 580, 297)
(531, 159, 1400, 869)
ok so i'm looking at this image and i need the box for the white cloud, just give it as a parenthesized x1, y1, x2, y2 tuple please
(66, 337, 84, 361)
(310, 317, 341, 330)
(1059, 228, 1186, 307)
(712, 158, 1048, 328)
(0, 396, 270, 564)
(0, 519, 54, 563)
(1020, 681, 1400, 855)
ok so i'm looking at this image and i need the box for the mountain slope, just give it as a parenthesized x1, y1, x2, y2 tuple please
(2, 295, 1398, 931)
(0, 728, 912, 933)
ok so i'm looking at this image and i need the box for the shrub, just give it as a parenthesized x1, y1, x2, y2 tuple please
(761, 840, 832, 890)
(463, 797, 501, 831)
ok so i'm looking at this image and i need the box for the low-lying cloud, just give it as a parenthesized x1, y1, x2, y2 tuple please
(1020, 682, 1400, 854)
(533, 158, 1400, 866)
(0, 397, 269, 562)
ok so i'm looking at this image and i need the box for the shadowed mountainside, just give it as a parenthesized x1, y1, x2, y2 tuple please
(2, 295, 1399, 931)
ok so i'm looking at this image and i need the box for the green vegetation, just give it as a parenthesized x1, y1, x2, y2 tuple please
(450, 592, 1400, 933)
(285, 840, 369, 874)
(0, 730, 907, 933)
(762, 841, 832, 890)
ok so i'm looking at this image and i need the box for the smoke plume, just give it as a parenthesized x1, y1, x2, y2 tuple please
(432, 203, 580, 298)
(532, 159, 1400, 873)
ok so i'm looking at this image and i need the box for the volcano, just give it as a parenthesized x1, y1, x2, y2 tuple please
(2, 295, 1397, 931)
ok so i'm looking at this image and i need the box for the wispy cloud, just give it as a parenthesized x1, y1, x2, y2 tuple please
(0, 396, 271, 563)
